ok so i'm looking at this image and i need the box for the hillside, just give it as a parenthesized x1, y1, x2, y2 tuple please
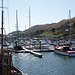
(9, 17, 75, 39)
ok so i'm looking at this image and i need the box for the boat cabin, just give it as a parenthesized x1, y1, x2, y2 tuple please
(63, 46, 71, 51)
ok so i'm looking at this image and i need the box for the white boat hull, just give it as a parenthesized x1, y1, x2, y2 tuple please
(55, 50, 69, 56)
(25, 45, 34, 50)
(55, 50, 75, 56)
(41, 45, 50, 49)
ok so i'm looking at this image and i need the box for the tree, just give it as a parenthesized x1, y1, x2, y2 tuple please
(51, 28, 55, 33)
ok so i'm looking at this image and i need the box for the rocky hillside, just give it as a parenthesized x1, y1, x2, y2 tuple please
(9, 17, 75, 39)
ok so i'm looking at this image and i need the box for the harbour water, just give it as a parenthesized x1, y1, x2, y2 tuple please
(12, 52, 75, 75)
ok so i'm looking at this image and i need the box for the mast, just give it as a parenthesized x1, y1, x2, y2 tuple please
(69, 10, 71, 41)
(29, 7, 31, 41)
(16, 10, 19, 44)
(25, 25, 26, 37)
(1, 0, 4, 54)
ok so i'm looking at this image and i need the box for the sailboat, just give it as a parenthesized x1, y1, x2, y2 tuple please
(13, 10, 24, 51)
(54, 10, 75, 56)
(25, 7, 35, 50)
(0, 0, 22, 75)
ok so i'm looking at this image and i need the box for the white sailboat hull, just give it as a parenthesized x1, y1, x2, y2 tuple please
(55, 50, 69, 56)
(55, 50, 75, 56)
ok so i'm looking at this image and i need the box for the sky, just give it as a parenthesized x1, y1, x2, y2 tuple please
(0, 0, 75, 34)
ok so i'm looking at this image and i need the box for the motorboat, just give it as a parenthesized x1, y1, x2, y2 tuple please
(40, 42, 50, 49)
(34, 42, 50, 50)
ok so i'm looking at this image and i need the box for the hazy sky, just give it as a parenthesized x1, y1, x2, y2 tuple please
(0, 0, 75, 34)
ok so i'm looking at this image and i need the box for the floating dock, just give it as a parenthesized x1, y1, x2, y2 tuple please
(15, 50, 26, 53)
(30, 50, 42, 58)
(3, 48, 54, 58)
(25, 49, 42, 58)
(6, 49, 42, 58)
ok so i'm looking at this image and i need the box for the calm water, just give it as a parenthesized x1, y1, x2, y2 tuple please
(12, 52, 75, 75)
